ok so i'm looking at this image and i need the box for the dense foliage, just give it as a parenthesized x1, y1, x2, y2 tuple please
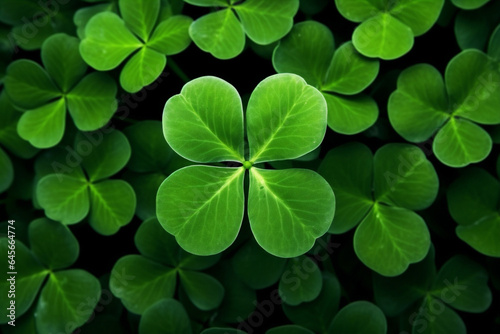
(0, 0, 499, 333)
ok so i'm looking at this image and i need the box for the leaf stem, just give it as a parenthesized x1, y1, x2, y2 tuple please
(167, 57, 190, 84)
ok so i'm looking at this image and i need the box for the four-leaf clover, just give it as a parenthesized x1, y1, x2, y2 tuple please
(157, 73, 335, 258)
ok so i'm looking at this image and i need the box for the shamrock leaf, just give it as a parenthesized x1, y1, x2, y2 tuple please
(447, 167, 500, 257)
(318, 142, 437, 276)
(36, 130, 136, 235)
(388, 47, 500, 167)
(374, 250, 492, 333)
(335, 0, 444, 59)
(273, 20, 379, 134)
(4, 33, 117, 148)
(0, 219, 101, 334)
(186, 0, 299, 59)
(80, 0, 192, 92)
(139, 299, 193, 334)
(110, 218, 224, 314)
(158, 73, 335, 258)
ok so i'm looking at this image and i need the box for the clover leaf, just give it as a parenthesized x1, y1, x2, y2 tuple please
(319, 142, 437, 276)
(374, 249, 492, 333)
(388, 47, 500, 167)
(123, 120, 192, 220)
(157, 73, 335, 258)
(447, 167, 500, 257)
(36, 130, 136, 235)
(186, 0, 299, 59)
(0, 219, 101, 334)
(139, 299, 193, 334)
(335, 0, 444, 59)
(80, 0, 192, 92)
(4, 33, 117, 148)
(283, 272, 387, 333)
(110, 218, 224, 314)
(273, 20, 380, 134)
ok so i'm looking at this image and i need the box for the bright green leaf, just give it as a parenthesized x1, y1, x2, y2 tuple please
(248, 168, 335, 258)
(80, 12, 142, 70)
(5, 59, 61, 110)
(35, 270, 101, 334)
(234, 0, 299, 45)
(334, 0, 384, 22)
(388, 64, 449, 142)
(446, 50, 500, 125)
(323, 42, 379, 94)
(272, 20, 334, 87)
(354, 203, 431, 276)
(41, 33, 87, 92)
(352, 13, 414, 60)
(163, 76, 245, 162)
(119, 0, 159, 42)
(323, 93, 379, 135)
(80, 130, 131, 182)
(17, 98, 66, 149)
(37, 170, 90, 225)
(66, 72, 118, 131)
(149, 15, 193, 55)
(189, 9, 245, 59)
(247, 73, 327, 163)
(390, 0, 444, 36)
(88, 180, 136, 235)
(433, 117, 492, 167)
(29, 218, 79, 270)
(374, 144, 439, 211)
(157, 166, 245, 255)
(120, 46, 165, 93)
